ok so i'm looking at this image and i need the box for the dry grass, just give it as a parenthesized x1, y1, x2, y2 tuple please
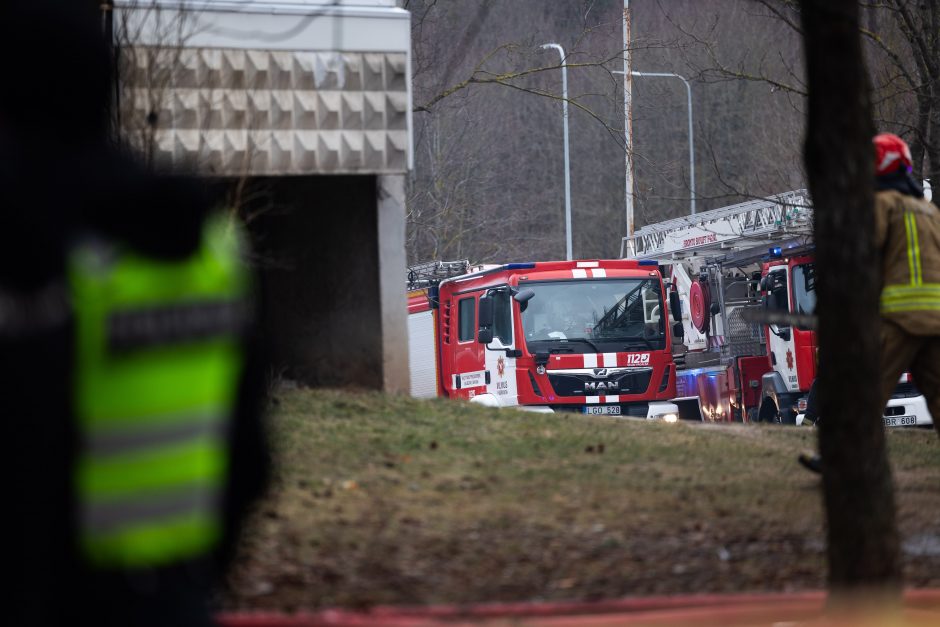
(222, 387, 940, 612)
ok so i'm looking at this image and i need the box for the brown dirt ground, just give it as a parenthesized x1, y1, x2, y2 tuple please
(220, 388, 940, 613)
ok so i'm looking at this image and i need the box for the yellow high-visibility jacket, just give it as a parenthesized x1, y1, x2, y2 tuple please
(875, 189, 940, 335)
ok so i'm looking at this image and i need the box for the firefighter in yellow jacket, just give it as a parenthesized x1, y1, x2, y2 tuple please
(873, 132, 940, 434)
(800, 133, 939, 473)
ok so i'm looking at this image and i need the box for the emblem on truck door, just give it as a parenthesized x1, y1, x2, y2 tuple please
(497, 356, 505, 377)
(786, 349, 794, 370)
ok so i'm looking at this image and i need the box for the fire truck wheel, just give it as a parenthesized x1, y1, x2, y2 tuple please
(746, 407, 758, 423)
(777, 408, 797, 425)
(757, 400, 778, 423)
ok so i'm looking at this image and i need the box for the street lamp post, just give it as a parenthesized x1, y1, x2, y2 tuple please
(622, 0, 634, 257)
(633, 71, 696, 215)
(614, 70, 697, 217)
(541, 42, 573, 261)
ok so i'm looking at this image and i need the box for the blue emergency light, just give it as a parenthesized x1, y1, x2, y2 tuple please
(505, 263, 536, 270)
(769, 246, 783, 257)
(638, 260, 659, 266)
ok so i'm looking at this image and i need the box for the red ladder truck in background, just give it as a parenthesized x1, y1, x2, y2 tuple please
(623, 189, 933, 426)
(407, 259, 683, 419)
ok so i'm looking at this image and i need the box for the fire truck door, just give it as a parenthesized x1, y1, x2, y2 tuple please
(765, 269, 800, 393)
(452, 292, 487, 399)
(483, 288, 519, 406)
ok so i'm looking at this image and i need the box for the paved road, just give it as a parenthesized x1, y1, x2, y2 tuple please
(218, 589, 940, 626)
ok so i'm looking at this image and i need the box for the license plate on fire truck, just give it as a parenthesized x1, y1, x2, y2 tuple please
(583, 405, 621, 416)
(884, 415, 917, 427)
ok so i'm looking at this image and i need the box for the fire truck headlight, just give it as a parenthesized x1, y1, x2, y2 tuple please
(647, 402, 680, 422)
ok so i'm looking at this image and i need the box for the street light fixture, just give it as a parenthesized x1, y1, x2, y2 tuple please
(614, 69, 696, 216)
(541, 42, 573, 261)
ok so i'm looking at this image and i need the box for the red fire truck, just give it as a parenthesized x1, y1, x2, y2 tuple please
(407, 259, 682, 419)
(624, 189, 933, 426)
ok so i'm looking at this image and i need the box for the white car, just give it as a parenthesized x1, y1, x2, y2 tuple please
(796, 374, 933, 427)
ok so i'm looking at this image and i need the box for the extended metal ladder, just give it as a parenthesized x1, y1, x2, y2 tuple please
(621, 189, 813, 262)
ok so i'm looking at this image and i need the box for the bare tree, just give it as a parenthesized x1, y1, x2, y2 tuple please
(671, 0, 939, 194)
(801, 0, 901, 605)
(113, 1, 198, 167)
(862, 0, 940, 184)
(405, 0, 685, 264)
(112, 0, 286, 266)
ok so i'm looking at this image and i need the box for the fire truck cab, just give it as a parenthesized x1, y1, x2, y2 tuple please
(407, 259, 680, 419)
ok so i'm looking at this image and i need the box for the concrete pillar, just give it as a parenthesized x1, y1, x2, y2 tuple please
(248, 174, 409, 393)
(377, 174, 410, 394)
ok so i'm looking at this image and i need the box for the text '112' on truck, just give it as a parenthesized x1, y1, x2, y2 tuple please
(407, 190, 932, 427)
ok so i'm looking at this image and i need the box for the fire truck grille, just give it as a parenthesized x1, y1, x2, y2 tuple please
(547, 369, 653, 397)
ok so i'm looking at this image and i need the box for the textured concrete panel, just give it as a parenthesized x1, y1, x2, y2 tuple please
(122, 48, 410, 175)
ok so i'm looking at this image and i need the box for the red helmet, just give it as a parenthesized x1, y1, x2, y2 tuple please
(874, 133, 912, 176)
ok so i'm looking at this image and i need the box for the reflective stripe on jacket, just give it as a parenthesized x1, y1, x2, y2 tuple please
(875, 190, 940, 335)
(69, 214, 249, 568)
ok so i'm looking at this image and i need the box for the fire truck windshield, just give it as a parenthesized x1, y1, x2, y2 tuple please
(520, 279, 666, 351)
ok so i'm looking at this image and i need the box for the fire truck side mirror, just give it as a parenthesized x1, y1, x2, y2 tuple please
(478, 295, 494, 328)
(669, 291, 682, 322)
(513, 289, 535, 312)
(478, 294, 494, 344)
(761, 283, 789, 313)
(672, 322, 684, 341)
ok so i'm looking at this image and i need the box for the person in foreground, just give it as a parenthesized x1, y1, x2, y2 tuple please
(2, 2, 269, 625)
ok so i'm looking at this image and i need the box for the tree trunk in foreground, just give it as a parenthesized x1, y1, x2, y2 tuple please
(800, 0, 902, 602)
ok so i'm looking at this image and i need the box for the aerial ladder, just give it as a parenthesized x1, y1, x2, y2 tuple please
(620, 189, 931, 426)
(618, 190, 816, 421)
(621, 189, 813, 263)
(622, 190, 814, 362)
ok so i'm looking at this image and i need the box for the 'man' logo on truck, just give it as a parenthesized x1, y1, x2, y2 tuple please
(585, 381, 619, 391)
(627, 353, 651, 365)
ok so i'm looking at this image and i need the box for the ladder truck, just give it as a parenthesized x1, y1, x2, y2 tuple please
(623, 190, 933, 426)
(407, 259, 682, 420)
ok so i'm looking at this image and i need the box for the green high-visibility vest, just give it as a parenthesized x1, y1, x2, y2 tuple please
(69, 215, 249, 568)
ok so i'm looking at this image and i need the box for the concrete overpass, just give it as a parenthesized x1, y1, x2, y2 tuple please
(113, 0, 411, 392)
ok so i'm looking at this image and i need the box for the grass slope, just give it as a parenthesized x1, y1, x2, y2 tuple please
(224, 387, 940, 612)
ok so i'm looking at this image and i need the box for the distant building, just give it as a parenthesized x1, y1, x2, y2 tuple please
(113, 0, 412, 391)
